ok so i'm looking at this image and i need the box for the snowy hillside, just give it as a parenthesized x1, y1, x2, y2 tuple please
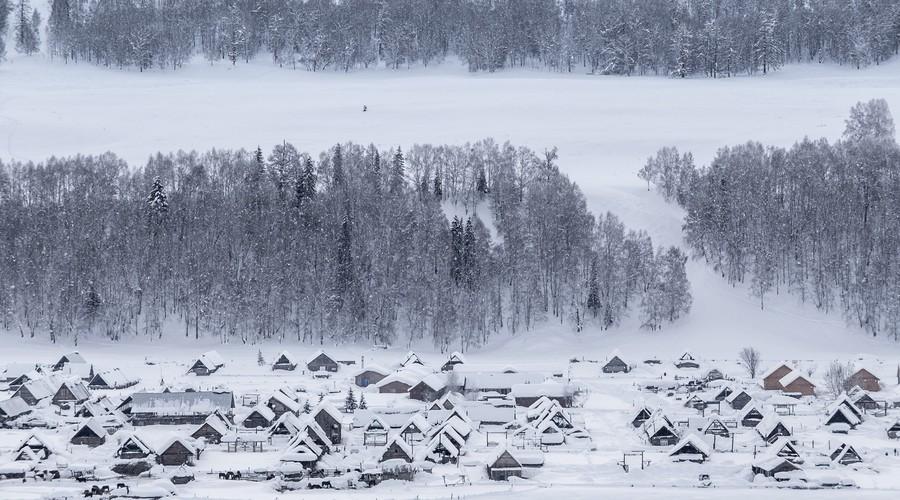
(4, 56, 900, 357)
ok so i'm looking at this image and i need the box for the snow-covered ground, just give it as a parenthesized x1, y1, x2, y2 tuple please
(4, 56, 900, 357)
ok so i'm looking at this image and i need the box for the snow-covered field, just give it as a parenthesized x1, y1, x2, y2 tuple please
(4, 56, 900, 358)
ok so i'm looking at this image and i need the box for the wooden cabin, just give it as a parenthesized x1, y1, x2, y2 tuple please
(116, 434, 154, 460)
(752, 455, 801, 480)
(306, 351, 338, 373)
(70, 419, 107, 447)
(354, 365, 389, 388)
(756, 417, 791, 443)
(887, 421, 900, 439)
(630, 407, 652, 428)
(602, 355, 629, 374)
(409, 375, 448, 402)
(265, 391, 301, 418)
(779, 372, 816, 396)
(512, 383, 573, 408)
(486, 448, 543, 481)
(187, 351, 225, 376)
(848, 368, 881, 392)
(313, 404, 342, 445)
(14, 378, 57, 406)
(88, 368, 139, 390)
(831, 443, 863, 465)
(52, 352, 87, 371)
(191, 416, 229, 444)
(441, 352, 465, 372)
(0, 397, 31, 424)
(240, 406, 276, 429)
(52, 381, 91, 407)
(675, 352, 699, 369)
(380, 436, 414, 463)
(669, 434, 711, 463)
(157, 438, 198, 466)
(130, 391, 234, 426)
(272, 351, 298, 371)
(740, 406, 765, 427)
(762, 363, 793, 390)
(725, 389, 752, 410)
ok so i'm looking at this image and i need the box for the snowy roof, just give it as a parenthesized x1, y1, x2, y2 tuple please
(779, 371, 814, 388)
(512, 382, 572, 398)
(240, 405, 276, 424)
(381, 434, 413, 459)
(462, 372, 544, 391)
(375, 371, 418, 389)
(130, 391, 233, 416)
(826, 405, 861, 427)
(274, 351, 298, 365)
(670, 433, 712, 458)
(56, 352, 87, 365)
(753, 454, 798, 472)
(756, 416, 787, 437)
(282, 437, 321, 463)
(267, 391, 301, 413)
(313, 402, 344, 424)
(89, 368, 138, 388)
(415, 374, 447, 392)
(447, 352, 465, 364)
(464, 404, 515, 425)
(270, 412, 303, 436)
(18, 377, 59, 400)
(0, 397, 30, 418)
(489, 447, 544, 467)
(400, 351, 423, 367)
(400, 414, 429, 434)
(761, 362, 793, 380)
(57, 363, 93, 379)
(354, 364, 390, 377)
(305, 350, 335, 365)
(116, 432, 154, 455)
(197, 350, 225, 368)
(158, 436, 196, 455)
(58, 380, 91, 401)
(725, 388, 751, 403)
(75, 418, 108, 440)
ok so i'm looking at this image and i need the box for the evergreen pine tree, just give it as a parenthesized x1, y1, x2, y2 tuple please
(390, 147, 405, 193)
(146, 176, 169, 227)
(14, 0, 38, 55)
(302, 400, 312, 413)
(358, 393, 367, 410)
(343, 387, 357, 412)
(257, 349, 265, 366)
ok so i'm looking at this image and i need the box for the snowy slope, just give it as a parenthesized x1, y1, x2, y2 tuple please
(3, 56, 900, 357)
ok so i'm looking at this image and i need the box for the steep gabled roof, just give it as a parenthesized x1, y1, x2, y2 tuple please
(761, 362, 793, 380)
(73, 418, 107, 440)
(116, 432, 154, 456)
(267, 391, 301, 413)
(670, 433, 712, 459)
(0, 397, 31, 418)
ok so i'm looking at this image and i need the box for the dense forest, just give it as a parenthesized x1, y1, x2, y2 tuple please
(0, 141, 690, 348)
(641, 99, 900, 339)
(1, 0, 898, 76)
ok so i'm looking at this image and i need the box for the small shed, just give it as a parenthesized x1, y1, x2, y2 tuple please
(631, 407, 653, 428)
(830, 443, 863, 465)
(116, 433, 154, 460)
(191, 415, 229, 444)
(486, 448, 543, 481)
(187, 351, 225, 376)
(725, 389, 752, 410)
(888, 421, 900, 439)
(441, 352, 465, 372)
(272, 351, 298, 371)
(675, 351, 699, 369)
(779, 372, 816, 396)
(740, 406, 765, 428)
(88, 368, 139, 390)
(756, 416, 791, 443)
(752, 455, 801, 480)
(52, 352, 87, 371)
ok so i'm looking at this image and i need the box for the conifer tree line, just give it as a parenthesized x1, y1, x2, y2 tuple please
(641, 99, 900, 339)
(28, 0, 900, 75)
(0, 140, 690, 348)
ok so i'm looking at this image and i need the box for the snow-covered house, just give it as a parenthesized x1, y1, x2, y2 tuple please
(602, 352, 630, 374)
(770, 436, 803, 464)
(269, 412, 304, 437)
(888, 421, 900, 439)
(312, 403, 343, 445)
(156, 437, 199, 466)
(130, 391, 235, 425)
(441, 352, 465, 372)
(187, 351, 225, 376)
(375, 372, 418, 394)
(512, 382, 573, 408)
(354, 365, 389, 388)
(52, 352, 87, 371)
(115, 433, 154, 460)
(0, 397, 31, 423)
(752, 454, 802, 480)
(14, 377, 58, 406)
(239, 406, 276, 429)
(399, 414, 429, 442)
(70, 418, 108, 447)
(702, 417, 731, 437)
(191, 411, 232, 444)
(631, 407, 653, 428)
(272, 351, 298, 371)
(409, 374, 448, 402)
(779, 371, 816, 396)
(52, 380, 91, 407)
(848, 368, 881, 392)
(15, 434, 54, 461)
(761, 363, 793, 391)
(400, 351, 424, 368)
(669, 433, 711, 462)
(461, 371, 544, 395)
(306, 350, 338, 373)
(675, 351, 699, 369)
(756, 416, 791, 443)
(380, 435, 414, 463)
(88, 368, 139, 390)
(265, 390, 301, 418)
(725, 389, 752, 410)
(485, 448, 543, 481)
(824, 404, 861, 430)
(643, 414, 679, 446)
(830, 443, 863, 465)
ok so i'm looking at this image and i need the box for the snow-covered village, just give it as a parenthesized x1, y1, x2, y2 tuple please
(0, 344, 898, 499)
(6, 0, 900, 499)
